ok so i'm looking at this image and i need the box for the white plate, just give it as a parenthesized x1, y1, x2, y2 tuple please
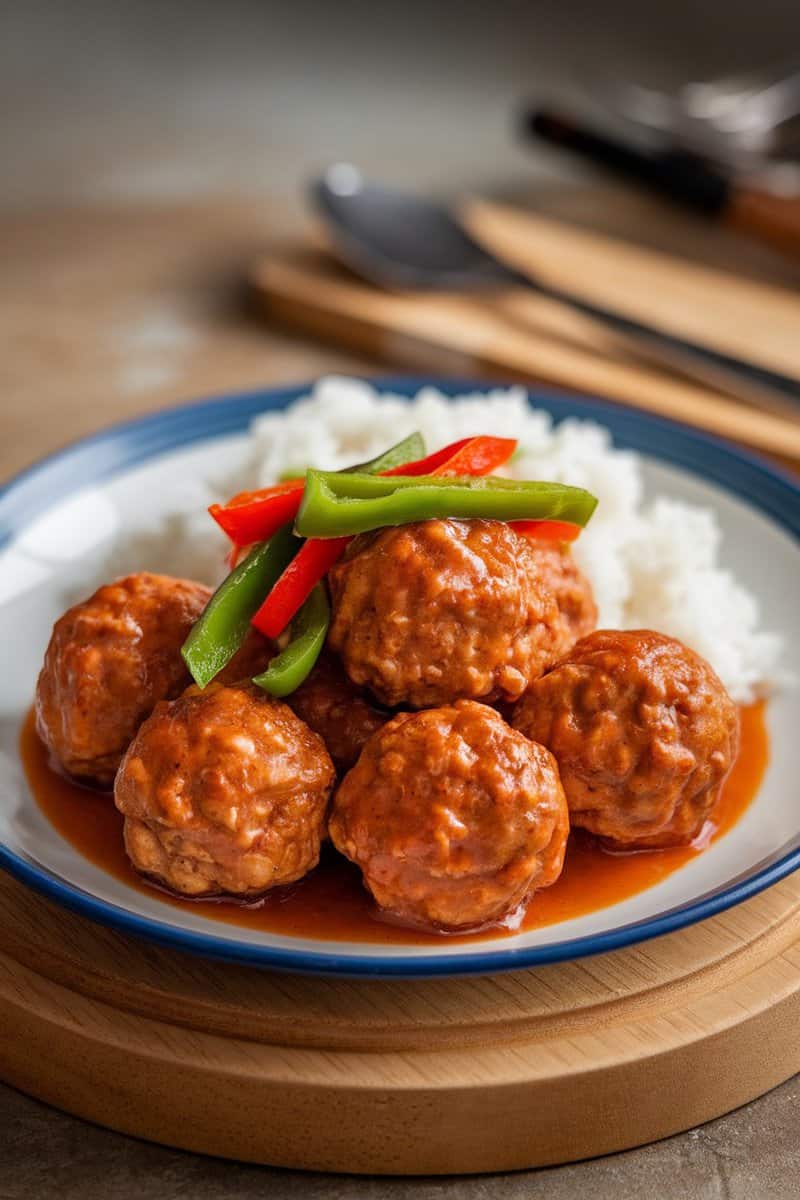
(1, 378, 798, 976)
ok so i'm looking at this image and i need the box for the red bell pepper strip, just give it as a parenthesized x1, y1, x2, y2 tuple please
(510, 519, 582, 542)
(211, 437, 517, 547)
(209, 480, 304, 546)
(431, 436, 516, 477)
(382, 435, 517, 478)
(209, 433, 424, 546)
(381, 438, 474, 476)
(252, 536, 349, 639)
(223, 479, 305, 507)
(251, 436, 519, 638)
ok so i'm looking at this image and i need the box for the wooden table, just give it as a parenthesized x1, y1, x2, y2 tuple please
(0, 201, 372, 481)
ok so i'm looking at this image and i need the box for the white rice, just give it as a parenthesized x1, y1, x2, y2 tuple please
(240, 376, 781, 704)
(107, 375, 779, 704)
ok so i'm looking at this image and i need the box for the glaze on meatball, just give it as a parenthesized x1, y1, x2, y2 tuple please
(512, 629, 739, 849)
(115, 682, 335, 897)
(287, 652, 389, 773)
(329, 700, 569, 931)
(36, 572, 211, 785)
(215, 629, 275, 685)
(328, 519, 566, 709)
(531, 542, 597, 651)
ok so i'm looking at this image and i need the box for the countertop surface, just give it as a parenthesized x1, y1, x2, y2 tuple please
(3, 1071, 799, 1200)
(2, 2, 800, 1195)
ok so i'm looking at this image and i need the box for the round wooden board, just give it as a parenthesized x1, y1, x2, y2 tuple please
(2, 870, 800, 1175)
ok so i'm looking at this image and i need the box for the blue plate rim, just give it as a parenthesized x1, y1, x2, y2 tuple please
(1, 374, 798, 978)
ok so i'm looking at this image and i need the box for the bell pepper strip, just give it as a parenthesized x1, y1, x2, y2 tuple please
(348, 431, 426, 474)
(208, 433, 426, 546)
(274, 431, 424, 484)
(211, 434, 506, 547)
(429, 436, 516, 477)
(381, 437, 473, 476)
(250, 434, 432, 638)
(252, 536, 349, 639)
(295, 471, 598, 539)
(221, 480, 305, 506)
(225, 541, 253, 570)
(510, 519, 582, 543)
(252, 584, 330, 698)
(181, 526, 298, 689)
(209, 480, 305, 546)
(251, 436, 519, 637)
(381, 435, 516, 478)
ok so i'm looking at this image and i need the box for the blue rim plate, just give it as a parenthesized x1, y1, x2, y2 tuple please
(1, 376, 798, 977)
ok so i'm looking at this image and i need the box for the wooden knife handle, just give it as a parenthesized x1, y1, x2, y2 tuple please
(728, 188, 800, 260)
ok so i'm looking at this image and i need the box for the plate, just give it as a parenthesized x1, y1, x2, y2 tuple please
(1, 377, 799, 977)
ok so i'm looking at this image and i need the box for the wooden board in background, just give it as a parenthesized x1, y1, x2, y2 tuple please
(2, 869, 800, 1174)
(466, 201, 800, 379)
(251, 212, 800, 463)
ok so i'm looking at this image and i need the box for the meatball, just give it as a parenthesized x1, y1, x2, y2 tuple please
(329, 700, 569, 931)
(287, 652, 389, 773)
(328, 519, 566, 708)
(531, 542, 597, 650)
(215, 629, 275, 685)
(115, 682, 335, 897)
(512, 629, 739, 849)
(36, 572, 211, 785)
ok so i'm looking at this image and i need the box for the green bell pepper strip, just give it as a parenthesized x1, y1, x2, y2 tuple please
(295, 471, 598, 539)
(181, 525, 298, 688)
(348, 431, 425, 474)
(252, 584, 330, 698)
(274, 432, 424, 484)
(249, 437, 426, 680)
(183, 434, 427, 690)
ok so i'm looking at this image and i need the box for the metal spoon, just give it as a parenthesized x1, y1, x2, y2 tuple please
(313, 164, 800, 411)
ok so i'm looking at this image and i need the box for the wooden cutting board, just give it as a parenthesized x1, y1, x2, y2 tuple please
(251, 203, 800, 462)
(3, 868, 800, 1174)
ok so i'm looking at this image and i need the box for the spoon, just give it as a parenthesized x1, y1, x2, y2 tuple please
(313, 164, 800, 411)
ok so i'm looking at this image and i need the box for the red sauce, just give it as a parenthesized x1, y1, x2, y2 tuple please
(20, 703, 768, 945)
